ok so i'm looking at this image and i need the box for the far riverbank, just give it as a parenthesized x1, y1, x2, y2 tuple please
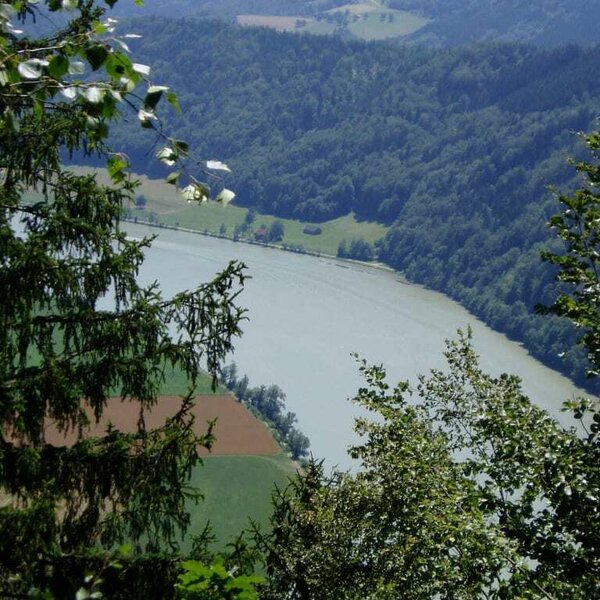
(122, 215, 401, 278)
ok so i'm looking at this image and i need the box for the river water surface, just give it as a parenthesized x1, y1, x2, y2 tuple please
(127, 223, 591, 470)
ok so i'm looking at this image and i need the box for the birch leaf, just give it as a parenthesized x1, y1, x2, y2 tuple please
(216, 188, 236, 206)
(206, 160, 231, 173)
(18, 59, 48, 80)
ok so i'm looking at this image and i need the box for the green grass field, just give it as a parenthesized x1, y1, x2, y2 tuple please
(77, 165, 390, 257)
(160, 360, 297, 552)
(68, 166, 388, 257)
(151, 206, 387, 256)
(154, 364, 298, 552)
(159, 365, 222, 396)
(182, 454, 298, 552)
(345, 9, 428, 40)
(236, 1, 429, 41)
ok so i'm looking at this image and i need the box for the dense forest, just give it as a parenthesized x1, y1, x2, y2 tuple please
(109, 19, 600, 388)
(115, 0, 600, 47)
(113, 0, 328, 19)
(392, 0, 600, 46)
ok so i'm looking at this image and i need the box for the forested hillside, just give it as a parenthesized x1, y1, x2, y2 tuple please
(112, 19, 600, 387)
(115, 0, 600, 47)
(393, 0, 600, 46)
(113, 0, 331, 19)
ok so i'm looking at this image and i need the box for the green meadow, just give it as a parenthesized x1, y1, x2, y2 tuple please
(183, 454, 298, 552)
(237, 2, 429, 41)
(344, 9, 428, 41)
(159, 367, 298, 552)
(70, 166, 388, 257)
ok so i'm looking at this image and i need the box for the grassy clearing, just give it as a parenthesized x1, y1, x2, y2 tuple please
(69, 165, 388, 255)
(160, 368, 297, 552)
(182, 454, 298, 551)
(159, 365, 223, 396)
(143, 205, 387, 256)
(235, 1, 428, 41)
(345, 9, 428, 40)
(156, 334, 295, 552)
(326, 2, 379, 15)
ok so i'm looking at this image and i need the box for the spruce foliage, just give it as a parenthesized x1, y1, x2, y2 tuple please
(0, 0, 245, 595)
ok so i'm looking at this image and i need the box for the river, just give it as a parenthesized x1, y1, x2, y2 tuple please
(127, 223, 591, 470)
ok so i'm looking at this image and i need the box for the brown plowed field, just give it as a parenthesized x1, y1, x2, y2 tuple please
(43, 395, 281, 456)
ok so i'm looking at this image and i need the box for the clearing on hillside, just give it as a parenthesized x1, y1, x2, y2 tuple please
(326, 2, 379, 14)
(236, 2, 429, 40)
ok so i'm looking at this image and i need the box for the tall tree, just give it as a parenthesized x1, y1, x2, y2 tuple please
(541, 130, 600, 378)
(0, 0, 245, 596)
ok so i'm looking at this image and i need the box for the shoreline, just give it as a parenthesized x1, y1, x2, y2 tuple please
(122, 215, 407, 281)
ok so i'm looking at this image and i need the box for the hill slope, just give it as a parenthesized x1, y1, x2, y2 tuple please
(113, 0, 600, 46)
(392, 0, 600, 47)
(110, 20, 600, 387)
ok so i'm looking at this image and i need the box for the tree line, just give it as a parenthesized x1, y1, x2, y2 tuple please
(219, 364, 310, 461)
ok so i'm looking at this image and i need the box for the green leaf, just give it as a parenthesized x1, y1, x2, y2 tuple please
(165, 171, 180, 185)
(166, 91, 181, 114)
(85, 45, 109, 71)
(92, 20, 109, 35)
(105, 52, 131, 80)
(106, 154, 129, 183)
(1, 108, 19, 133)
(33, 100, 43, 120)
(48, 54, 69, 79)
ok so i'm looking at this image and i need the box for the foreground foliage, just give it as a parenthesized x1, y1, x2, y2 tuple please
(259, 332, 600, 599)
(541, 131, 600, 378)
(0, 0, 247, 596)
